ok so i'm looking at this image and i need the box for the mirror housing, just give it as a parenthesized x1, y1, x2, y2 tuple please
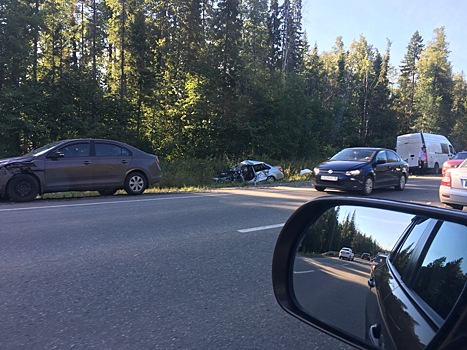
(47, 151, 64, 160)
(272, 197, 467, 350)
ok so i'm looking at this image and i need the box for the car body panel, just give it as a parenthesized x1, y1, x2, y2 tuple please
(439, 159, 467, 209)
(339, 247, 354, 260)
(311, 148, 408, 193)
(213, 160, 284, 183)
(0, 139, 162, 200)
(441, 151, 467, 175)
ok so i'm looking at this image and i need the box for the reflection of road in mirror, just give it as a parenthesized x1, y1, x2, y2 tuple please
(293, 256, 372, 339)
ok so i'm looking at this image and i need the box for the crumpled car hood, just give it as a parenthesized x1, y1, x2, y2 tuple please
(0, 155, 35, 167)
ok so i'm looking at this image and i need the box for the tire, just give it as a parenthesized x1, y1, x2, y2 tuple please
(395, 175, 406, 191)
(362, 176, 374, 196)
(98, 189, 117, 196)
(314, 185, 326, 192)
(267, 176, 275, 182)
(7, 174, 39, 202)
(446, 203, 464, 210)
(433, 163, 440, 174)
(124, 171, 147, 195)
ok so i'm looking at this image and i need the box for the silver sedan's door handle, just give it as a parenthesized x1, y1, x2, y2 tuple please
(83, 160, 92, 165)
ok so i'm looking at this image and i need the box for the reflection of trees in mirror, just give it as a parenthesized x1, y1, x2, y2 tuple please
(297, 207, 383, 258)
(415, 256, 465, 319)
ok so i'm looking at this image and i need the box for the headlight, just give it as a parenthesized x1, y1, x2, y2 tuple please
(313, 168, 320, 175)
(345, 170, 361, 176)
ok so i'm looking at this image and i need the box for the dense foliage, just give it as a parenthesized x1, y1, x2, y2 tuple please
(1, 0, 466, 160)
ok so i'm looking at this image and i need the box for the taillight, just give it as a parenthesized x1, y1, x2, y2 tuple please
(441, 172, 452, 187)
(278, 167, 283, 172)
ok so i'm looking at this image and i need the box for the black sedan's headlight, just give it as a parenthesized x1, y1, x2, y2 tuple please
(345, 169, 361, 176)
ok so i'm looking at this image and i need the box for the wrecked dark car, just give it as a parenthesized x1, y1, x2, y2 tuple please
(0, 139, 162, 202)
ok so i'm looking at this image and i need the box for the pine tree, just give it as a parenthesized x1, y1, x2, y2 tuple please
(414, 27, 454, 134)
(396, 31, 424, 133)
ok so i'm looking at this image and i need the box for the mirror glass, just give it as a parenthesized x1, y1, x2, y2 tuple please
(293, 205, 467, 349)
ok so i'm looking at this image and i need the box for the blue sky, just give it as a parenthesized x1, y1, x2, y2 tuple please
(301, 0, 467, 75)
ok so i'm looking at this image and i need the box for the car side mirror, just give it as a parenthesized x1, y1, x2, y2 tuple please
(47, 151, 64, 160)
(272, 197, 467, 350)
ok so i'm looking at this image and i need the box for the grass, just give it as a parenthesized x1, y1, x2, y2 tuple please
(34, 157, 321, 200)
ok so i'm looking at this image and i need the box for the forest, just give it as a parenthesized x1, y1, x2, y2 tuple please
(297, 207, 383, 257)
(1, 0, 466, 162)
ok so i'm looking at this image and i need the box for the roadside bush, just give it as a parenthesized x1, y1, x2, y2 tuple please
(157, 157, 326, 189)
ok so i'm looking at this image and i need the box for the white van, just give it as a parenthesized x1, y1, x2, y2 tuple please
(396, 133, 455, 174)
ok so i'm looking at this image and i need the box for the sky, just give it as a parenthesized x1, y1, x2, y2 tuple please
(337, 206, 414, 251)
(301, 0, 467, 75)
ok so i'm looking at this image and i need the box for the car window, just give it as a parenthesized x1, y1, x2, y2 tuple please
(441, 143, 449, 154)
(376, 150, 387, 163)
(95, 143, 131, 157)
(386, 150, 400, 163)
(412, 221, 467, 319)
(390, 217, 433, 282)
(253, 164, 262, 172)
(58, 142, 90, 157)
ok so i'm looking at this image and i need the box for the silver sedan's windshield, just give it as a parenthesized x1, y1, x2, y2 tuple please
(330, 149, 376, 162)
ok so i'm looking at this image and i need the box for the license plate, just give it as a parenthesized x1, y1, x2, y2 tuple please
(463, 179, 467, 188)
(321, 175, 338, 181)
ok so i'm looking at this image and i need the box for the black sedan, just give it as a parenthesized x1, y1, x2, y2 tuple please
(311, 147, 409, 195)
(0, 139, 162, 202)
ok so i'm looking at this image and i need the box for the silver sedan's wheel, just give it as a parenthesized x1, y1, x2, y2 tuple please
(124, 172, 147, 195)
(267, 176, 275, 182)
(362, 176, 374, 196)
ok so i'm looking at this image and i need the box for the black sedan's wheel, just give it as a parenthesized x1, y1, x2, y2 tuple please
(362, 176, 374, 196)
(124, 171, 147, 195)
(7, 174, 39, 202)
(395, 175, 406, 191)
(314, 185, 326, 191)
(98, 189, 117, 196)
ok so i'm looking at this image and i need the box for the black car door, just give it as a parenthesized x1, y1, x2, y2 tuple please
(385, 150, 404, 185)
(374, 150, 390, 186)
(43, 141, 93, 191)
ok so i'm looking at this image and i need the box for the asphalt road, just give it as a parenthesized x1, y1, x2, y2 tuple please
(294, 257, 372, 338)
(0, 175, 455, 349)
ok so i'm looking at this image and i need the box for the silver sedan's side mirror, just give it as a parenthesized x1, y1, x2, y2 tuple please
(272, 197, 467, 350)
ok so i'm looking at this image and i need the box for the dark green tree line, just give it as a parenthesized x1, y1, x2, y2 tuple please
(0, 0, 466, 159)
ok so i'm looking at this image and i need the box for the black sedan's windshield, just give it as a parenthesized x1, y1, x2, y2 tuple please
(330, 149, 376, 162)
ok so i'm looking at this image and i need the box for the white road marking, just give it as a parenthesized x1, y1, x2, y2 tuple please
(294, 270, 315, 274)
(238, 223, 284, 233)
(0, 193, 231, 212)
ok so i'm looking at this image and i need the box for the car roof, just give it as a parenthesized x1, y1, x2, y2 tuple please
(343, 147, 388, 151)
(240, 160, 265, 165)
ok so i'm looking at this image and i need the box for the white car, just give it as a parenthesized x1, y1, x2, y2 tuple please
(439, 158, 467, 210)
(338, 247, 354, 261)
(213, 160, 284, 183)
